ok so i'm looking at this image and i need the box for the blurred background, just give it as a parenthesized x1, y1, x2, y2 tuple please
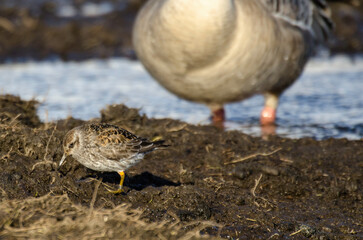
(0, 0, 361, 61)
(0, 0, 362, 139)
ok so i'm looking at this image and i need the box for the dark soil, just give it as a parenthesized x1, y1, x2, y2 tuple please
(0, 95, 361, 239)
(0, 0, 362, 62)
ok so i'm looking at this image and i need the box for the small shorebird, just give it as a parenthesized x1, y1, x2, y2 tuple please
(59, 123, 167, 194)
(133, 0, 332, 125)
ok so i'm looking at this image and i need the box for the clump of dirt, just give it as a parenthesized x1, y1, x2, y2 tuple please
(0, 95, 362, 239)
(0, 95, 41, 127)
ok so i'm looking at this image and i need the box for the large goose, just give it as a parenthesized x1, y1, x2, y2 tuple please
(132, 0, 332, 125)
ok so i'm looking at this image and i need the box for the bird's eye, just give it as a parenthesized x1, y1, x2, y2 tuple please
(69, 143, 75, 148)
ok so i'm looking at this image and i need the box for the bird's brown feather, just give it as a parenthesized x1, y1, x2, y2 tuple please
(82, 123, 160, 161)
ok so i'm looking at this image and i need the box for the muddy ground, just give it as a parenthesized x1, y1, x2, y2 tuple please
(0, 94, 361, 239)
(0, 0, 362, 62)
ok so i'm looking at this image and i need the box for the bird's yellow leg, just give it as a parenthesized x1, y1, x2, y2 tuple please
(106, 171, 125, 194)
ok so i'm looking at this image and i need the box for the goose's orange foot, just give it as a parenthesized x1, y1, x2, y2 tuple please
(212, 108, 225, 123)
(260, 106, 276, 126)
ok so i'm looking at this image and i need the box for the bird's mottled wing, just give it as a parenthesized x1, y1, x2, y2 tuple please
(86, 123, 145, 160)
(261, 0, 332, 40)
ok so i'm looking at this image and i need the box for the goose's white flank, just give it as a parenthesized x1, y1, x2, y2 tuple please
(133, 0, 332, 125)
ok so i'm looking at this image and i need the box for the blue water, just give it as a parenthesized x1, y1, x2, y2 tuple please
(1, 55, 363, 139)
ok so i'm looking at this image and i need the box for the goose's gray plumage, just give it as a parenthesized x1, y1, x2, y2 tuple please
(132, 0, 332, 125)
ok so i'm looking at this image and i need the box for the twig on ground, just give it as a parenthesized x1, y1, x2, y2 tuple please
(289, 228, 303, 236)
(268, 233, 280, 239)
(30, 160, 56, 172)
(0, 186, 8, 198)
(166, 123, 188, 132)
(89, 179, 102, 216)
(44, 124, 57, 161)
(251, 174, 263, 197)
(1, 147, 13, 162)
(30, 124, 57, 172)
(85, 177, 117, 192)
(246, 218, 257, 222)
(224, 148, 282, 165)
(166, 210, 181, 226)
(9, 114, 21, 126)
(251, 174, 275, 208)
(279, 157, 294, 163)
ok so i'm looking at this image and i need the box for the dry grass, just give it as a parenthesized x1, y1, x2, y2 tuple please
(0, 194, 216, 240)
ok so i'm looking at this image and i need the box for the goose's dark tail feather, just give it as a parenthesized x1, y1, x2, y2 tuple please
(311, 0, 334, 42)
(262, 0, 333, 42)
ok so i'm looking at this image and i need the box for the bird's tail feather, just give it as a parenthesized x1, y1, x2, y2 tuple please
(140, 140, 169, 154)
